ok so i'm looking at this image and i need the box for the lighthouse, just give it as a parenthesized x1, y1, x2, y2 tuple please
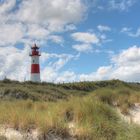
(30, 44, 41, 82)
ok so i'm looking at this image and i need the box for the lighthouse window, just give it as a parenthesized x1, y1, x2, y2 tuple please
(33, 60, 35, 63)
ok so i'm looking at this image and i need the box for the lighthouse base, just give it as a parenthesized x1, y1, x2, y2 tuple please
(31, 74, 41, 82)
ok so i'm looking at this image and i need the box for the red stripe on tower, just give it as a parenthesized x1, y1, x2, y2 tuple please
(29, 44, 41, 82)
(31, 64, 40, 73)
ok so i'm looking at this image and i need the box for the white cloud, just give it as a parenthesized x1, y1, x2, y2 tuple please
(27, 24, 50, 40)
(121, 27, 140, 37)
(72, 44, 92, 52)
(129, 28, 140, 37)
(48, 35, 64, 44)
(0, 1, 139, 83)
(16, 0, 86, 32)
(41, 53, 78, 82)
(121, 27, 132, 33)
(98, 34, 112, 44)
(132, 28, 140, 37)
(79, 46, 140, 82)
(0, 0, 87, 47)
(71, 32, 99, 44)
(41, 67, 57, 82)
(112, 46, 140, 65)
(65, 24, 77, 31)
(51, 46, 140, 83)
(71, 31, 111, 53)
(0, 0, 88, 51)
(110, 46, 140, 81)
(0, 0, 16, 14)
(92, 0, 137, 12)
(97, 25, 111, 32)
(79, 66, 112, 81)
(41, 69, 77, 83)
(0, 23, 25, 46)
(51, 55, 74, 71)
(0, 45, 30, 81)
(55, 71, 76, 83)
(109, 0, 136, 11)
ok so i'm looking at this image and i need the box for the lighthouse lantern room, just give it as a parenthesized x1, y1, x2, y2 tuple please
(30, 44, 41, 82)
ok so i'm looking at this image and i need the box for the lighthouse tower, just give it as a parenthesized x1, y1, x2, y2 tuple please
(30, 44, 41, 82)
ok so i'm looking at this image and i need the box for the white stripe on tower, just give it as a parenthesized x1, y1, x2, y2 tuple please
(31, 73, 40, 82)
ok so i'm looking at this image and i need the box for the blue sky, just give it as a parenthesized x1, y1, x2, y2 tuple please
(0, 0, 140, 82)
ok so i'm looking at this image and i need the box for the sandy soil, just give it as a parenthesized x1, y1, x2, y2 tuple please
(129, 103, 140, 125)
(119, 103, 140, 125)
(0, 127, 75, 140)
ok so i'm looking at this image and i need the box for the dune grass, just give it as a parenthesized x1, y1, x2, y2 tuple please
(94, 87, 140, 114)
(0, 79, 140, 139)
(0, 93, 139, 139)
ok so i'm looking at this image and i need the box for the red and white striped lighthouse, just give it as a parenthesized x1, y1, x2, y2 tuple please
(30, 44, 41, 82)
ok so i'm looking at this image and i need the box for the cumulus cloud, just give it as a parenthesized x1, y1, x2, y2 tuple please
(65, 24, 77, 31)
(0, 45, 30, 81)
(41, 46, 140, 83)
(0, 0, 139, 83)
(79, 46, 140, 82)
(48, 35, 64, 44)
(26, 24, 50, 40)
(110, 46, 140, 81)
(79, 66, 113, 81)
(72, 44, 92, 53)
(0, 0, 16, 14)
(71, 32, 100, 53)
(53, 71, 76, 83)
(16, 0, 86, 32)
(71, 32, 99, 44)
(0, 0, 88, 82)
(97, 25, 111, 32)
(0, 0, 87, 47)
(0, 23, 25, 46)
(43, 46, 140, 83)
(41, 53, 79, 82)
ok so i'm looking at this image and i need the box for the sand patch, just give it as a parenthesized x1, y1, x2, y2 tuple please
(118, 103, 140, 125)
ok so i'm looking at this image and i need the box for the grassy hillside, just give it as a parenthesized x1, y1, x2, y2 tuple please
(0, 79, 140, 140)
(1, 79, 139, 101)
